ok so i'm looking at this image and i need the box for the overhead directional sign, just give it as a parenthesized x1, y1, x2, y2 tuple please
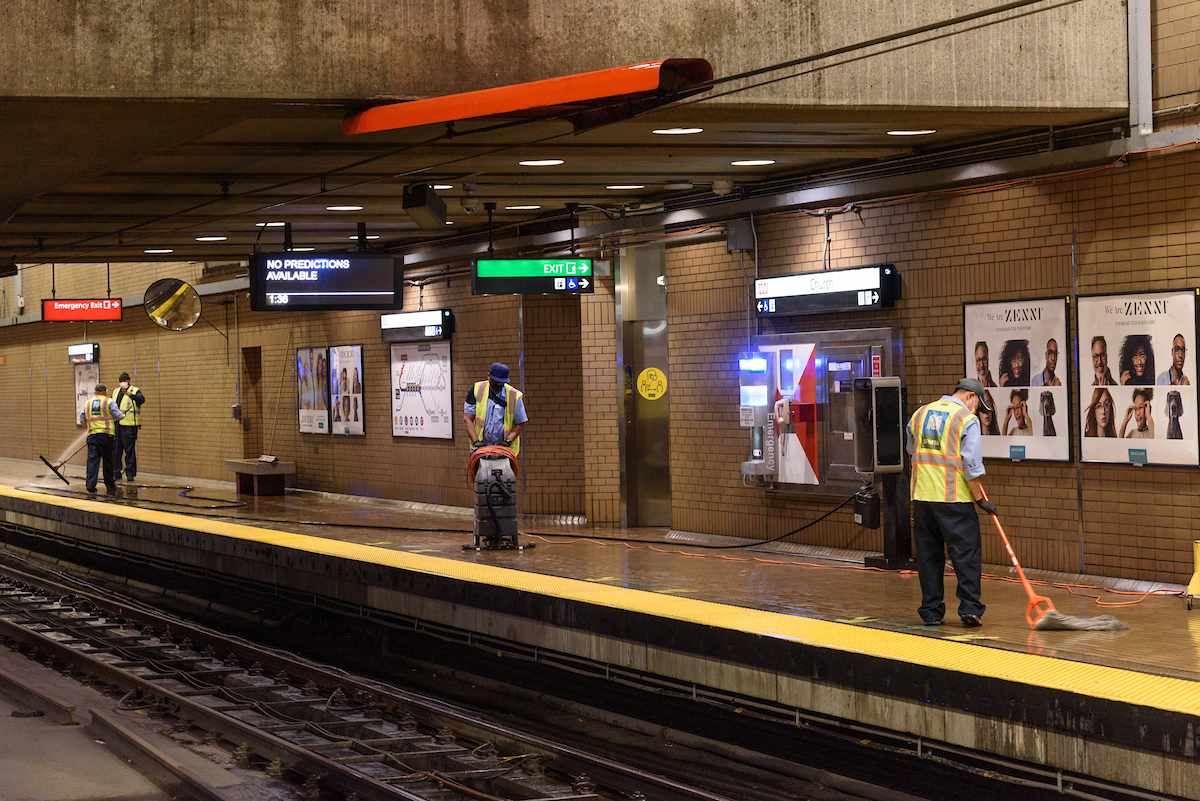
(473, 258, 594, 295)
(755, 264, 899, 317)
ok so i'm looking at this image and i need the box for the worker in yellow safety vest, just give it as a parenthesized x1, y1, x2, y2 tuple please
(462, 362, 527, 455)
(79, 383, 125, 494)
(906, 377, 996, 629)
(112, 371, 146, 481)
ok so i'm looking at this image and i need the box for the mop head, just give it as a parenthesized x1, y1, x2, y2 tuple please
(39, 456, 69, 485)
(1034, 609, 1129, 631)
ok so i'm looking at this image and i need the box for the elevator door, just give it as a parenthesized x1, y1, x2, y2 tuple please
(624, 320, 671, 526)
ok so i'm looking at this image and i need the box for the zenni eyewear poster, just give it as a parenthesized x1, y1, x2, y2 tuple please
(1076, 289, 1198, 466)
(963, 298, 1069, 461)
(329, 344, 365, 436)
(296, 347, 329, 434)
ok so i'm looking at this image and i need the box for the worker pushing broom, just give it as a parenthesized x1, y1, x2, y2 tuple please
(907, 378, 1126, 631)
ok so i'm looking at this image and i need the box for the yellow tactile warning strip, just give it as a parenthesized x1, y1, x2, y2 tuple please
(4, 486, 1197, 716)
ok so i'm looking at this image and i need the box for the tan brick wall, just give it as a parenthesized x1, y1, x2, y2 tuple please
(665, 149, 1200, 584)
(582, 275, 620, 523)
(1153, 0, 1200, 113)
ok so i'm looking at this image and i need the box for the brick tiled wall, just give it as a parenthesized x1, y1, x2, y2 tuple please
(667, 150, 1200, 584)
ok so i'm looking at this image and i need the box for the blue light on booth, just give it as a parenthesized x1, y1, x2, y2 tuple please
(739, 357, 767, 373)
(784, 358, 794, 371)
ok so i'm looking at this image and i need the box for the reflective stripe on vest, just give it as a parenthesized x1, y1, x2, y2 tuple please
(472, 379, 522, 456)
(112, 385, 141, 426)
(84, 396, 115, 436)
(909, 400, 973, 503)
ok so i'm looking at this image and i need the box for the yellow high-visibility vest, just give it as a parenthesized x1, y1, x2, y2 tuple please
(472, 379, 523, 456)
(84, 396, 115, 436)
(909, 399, 974, 503)
(112, 385, 141, 427)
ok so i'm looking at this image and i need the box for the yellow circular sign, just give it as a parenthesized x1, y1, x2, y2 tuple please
(637, 367, 667, 400)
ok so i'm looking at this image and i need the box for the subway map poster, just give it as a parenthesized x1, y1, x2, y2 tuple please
(391, 341, 453, 439)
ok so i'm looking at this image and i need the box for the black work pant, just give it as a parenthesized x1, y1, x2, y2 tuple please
(115, 424, 138, 479)
(85, 432, 117, 491)
(912, 500, 985, 623)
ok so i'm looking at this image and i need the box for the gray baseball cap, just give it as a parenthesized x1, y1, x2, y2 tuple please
(954, 377, 994, 413)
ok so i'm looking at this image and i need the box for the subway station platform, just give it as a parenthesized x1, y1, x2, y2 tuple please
(0, 457, 1196, 797)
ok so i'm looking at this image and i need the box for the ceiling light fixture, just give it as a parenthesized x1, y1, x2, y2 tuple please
(256, 222, 285, 227)
(518, 159, 564, 166)
(432, 184, 454, 190)
(326, 205, 364, 211)
(292, 247, 315, 251)
(607, 184, 645, 190)
(653, 127, 703, 135)
(445, 221, 454, 225)
(730, 159, 775, 166)
(886, 129, 936, 136)
(144, 249, 173, 254)
(348, 235, 380, 240)
(195, 236, 227, 242)
(505, 205, 541, 210)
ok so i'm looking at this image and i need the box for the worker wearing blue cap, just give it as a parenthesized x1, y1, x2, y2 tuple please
(462, 362, 528, 454)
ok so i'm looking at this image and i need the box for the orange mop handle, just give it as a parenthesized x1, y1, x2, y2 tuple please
(980, 489, 1056, 628)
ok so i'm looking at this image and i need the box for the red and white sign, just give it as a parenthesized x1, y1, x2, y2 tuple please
(871, 353, 882, 377)
(42, 298, 123, 322)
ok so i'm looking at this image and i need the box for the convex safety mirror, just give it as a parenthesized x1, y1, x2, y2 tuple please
(144, 278, 201, 331)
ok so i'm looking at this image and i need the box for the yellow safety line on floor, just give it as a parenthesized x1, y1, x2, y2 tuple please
(4, 486, 1196, 716)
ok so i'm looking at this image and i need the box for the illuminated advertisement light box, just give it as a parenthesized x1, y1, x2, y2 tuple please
(381, 309, 455, 342)
(43, 298, 123, 322)
(249, 252, 403, 311)
(755, 264, 899, 316)
(473, 258, 594, 295)
(67, 343, 100, 365)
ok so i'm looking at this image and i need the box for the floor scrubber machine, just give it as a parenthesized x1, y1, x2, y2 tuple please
(464, 444, 534, 551)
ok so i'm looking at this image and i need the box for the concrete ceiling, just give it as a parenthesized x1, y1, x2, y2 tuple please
(0, 96, 1117, 264)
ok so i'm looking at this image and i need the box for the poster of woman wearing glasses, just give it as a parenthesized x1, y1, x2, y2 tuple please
(1077, 290, 1197, 465)
(963, 298, 1069, 461)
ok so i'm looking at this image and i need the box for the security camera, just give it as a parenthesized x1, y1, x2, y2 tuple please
(712, 180, 734, 196)
(461, 197, 479, 213)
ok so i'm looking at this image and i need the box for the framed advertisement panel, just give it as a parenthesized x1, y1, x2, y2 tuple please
(296, 347, 329, 435)
(330, 344, 365, 436)
(963, 298, 1070, 461)
(390, 341, 454, 439)
(1076, 289, 1198, 466)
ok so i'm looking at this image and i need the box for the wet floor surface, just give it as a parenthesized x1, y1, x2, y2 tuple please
(4, 457, 1198, 683)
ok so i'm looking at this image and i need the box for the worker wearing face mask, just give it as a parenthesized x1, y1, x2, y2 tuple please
(111, 371, 145, 481)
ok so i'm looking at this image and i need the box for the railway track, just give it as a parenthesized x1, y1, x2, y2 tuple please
(0, 565, 873, 801)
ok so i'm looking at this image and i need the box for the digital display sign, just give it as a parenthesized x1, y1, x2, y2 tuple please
(67, 343, 100, 365)
(755, 264, 899, 317)
(43, 298, 122, 322)
(473, 258, 594, 295)
(381, 309, 454, 342)
(249, 252, 402, 311)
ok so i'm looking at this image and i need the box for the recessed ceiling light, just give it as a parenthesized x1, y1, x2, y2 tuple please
(292, 247, 315, 251)
(731, 159, 776, 166)
(505, 205, 542, 210)
(445, 221, 454, 225)
(256, 222, 286, 227)
(653, 127, 703, 135)
(195, 236, 227, 242)
(432, 184, 454, 190)
(607, 184, 645, 190)
(348, 235, 380, 240)
(326, 205, 364, 211)
(518, 159, 564, 167)
(886, 129, 936, 136)
(144, 249, 173, 254)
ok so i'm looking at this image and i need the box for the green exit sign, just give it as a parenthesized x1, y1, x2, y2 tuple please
(473, 258, 594, 295)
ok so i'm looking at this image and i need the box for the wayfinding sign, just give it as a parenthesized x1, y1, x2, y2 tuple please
(44, 298, 122, 322)
(755, 264, 899, 317)
(473, 258, 594, 295)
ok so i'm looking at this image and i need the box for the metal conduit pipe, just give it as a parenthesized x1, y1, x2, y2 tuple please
(2, 543, 303, 629)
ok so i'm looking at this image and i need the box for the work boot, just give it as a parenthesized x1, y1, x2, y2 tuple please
(85, 486, 97, 493)
(961, 614, 982, 628)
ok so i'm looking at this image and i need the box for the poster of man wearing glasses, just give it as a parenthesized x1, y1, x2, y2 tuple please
(963, 298, 1069, 461)
(1076, 290, 1197, 466)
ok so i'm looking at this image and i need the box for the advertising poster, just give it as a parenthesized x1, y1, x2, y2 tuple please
(73, 363, 100, 421)
(1077, 290, 1198, 466)
(295, 347, 329, 435)
(963, 298, 1069, 461)
(391, 341, 453, 439)
(330, 344, 365, 436)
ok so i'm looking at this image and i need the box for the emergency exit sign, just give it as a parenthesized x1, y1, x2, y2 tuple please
(472, 258, 594, 295)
